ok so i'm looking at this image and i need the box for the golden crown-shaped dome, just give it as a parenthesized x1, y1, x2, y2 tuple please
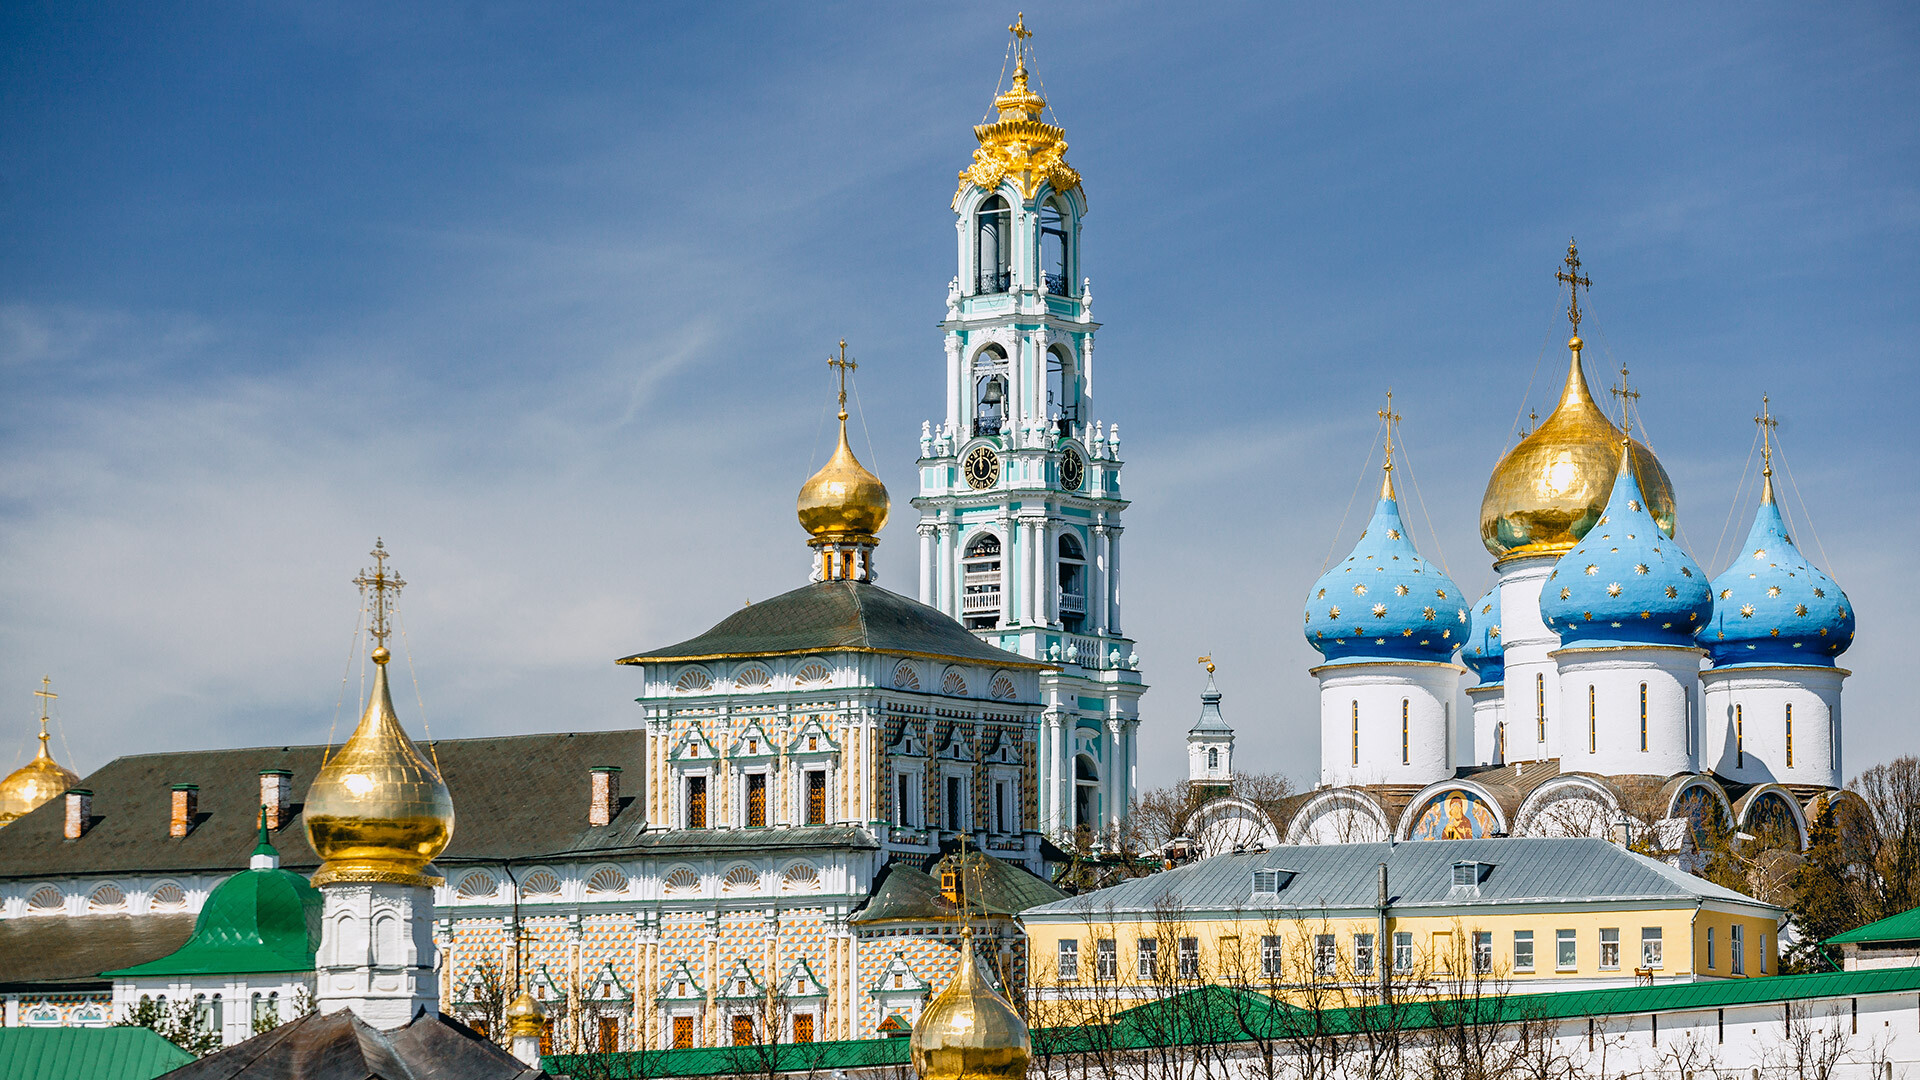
(0, 729, 79, 828)
(1480, 338, 1675, 560)
(304, 647, 454, 887)
(797, 415, 890, 544)
(504, 991, 545, 1038)
(954, 14, 1081, 209)
(910, 930, 1030, 1080)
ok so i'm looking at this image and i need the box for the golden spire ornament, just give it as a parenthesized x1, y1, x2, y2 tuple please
(1755, 395, 1779, 504)
(955, 13, 1080, 208)
(1556, 238, 1592, 341)
(1378, 389, 1401, 500)
(0, 677, 80, 827)
(797, 341, 890, 565)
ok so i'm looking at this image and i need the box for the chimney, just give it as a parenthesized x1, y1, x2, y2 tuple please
(589, 766, 621, 827)
(260, 770, 293, 830)
(65, 789, 93, 839)
(170, 783, 198, 839)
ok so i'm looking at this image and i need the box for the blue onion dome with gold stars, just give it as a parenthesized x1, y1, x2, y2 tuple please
(1304, 469, 1467, 666)
(1540, 444, 1711, 647)
(1462, 588, 1504, 686)
(1696, 472, 1852, 667)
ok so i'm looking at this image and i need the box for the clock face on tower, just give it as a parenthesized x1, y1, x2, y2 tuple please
(1060, 447, 1084, 491)
(963, 446, 1001, 490)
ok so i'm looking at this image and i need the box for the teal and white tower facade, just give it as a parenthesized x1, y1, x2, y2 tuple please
(913, 22, 1144, 842)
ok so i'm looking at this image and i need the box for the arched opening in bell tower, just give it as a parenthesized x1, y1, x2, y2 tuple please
(976, 196, 1011, 294)
(1040, 197, 1071, 294)
(962, 533, 1003, 630)
(972, 345, 1008, 437)
(1046, 345, 1078, 437)
(1057, 533, 1087, 633)
(1074, 754, 1100, 832)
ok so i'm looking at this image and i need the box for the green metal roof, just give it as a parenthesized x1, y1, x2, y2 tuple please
(0, 1027, 194, 1080)
(101, 836, 319, 978)
(1828, 905, 1920, 945)
(544, 1034, 912, 1078)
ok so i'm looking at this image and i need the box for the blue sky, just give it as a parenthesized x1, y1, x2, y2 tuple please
(3, 3, 1915, 792)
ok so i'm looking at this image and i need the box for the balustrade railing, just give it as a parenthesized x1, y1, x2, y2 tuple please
(978, 269, 1011, 294)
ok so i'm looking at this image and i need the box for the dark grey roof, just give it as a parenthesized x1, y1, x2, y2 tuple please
(616, 581, 1048, 669)
(1022, 837, 1773, 919)
(1189, 680, 1231, 734)
(852, 852, 1064, 925)
(159, 1007, 546, 1079)
(0, 914, 196, 992)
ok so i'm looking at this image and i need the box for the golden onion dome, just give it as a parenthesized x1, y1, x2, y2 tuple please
(1480, 338, 1675, 560)
(504, 991, 545, 1038)
(911, 930, 1030, 1080)
(303, 647, 454, 887)
(797, 414, 890, 544)
(0, 725, 80, 828)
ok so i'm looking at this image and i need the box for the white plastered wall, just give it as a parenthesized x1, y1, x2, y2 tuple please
(1701, 665, 1845, 789)
(1315, 661, 1462, 788)
(1551, 645, 1701, 777)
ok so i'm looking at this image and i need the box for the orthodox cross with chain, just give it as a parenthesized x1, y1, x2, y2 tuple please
(827, 340, 856, 422)
(1557, 239, 1592, 334)
(352, 539, 405, 651)
(1609, 363, 1640, 442)
(1755, 394, 1778, 477)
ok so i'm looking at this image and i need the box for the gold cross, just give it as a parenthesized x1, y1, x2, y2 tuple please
(1755, 394, 1778, 478)
(1609, 363, 1639, 441)
(1378, 388, 1401, 476)
(352, 538, 406, 650)
(32, 676, 55, 741)
(827, 340, 857, 422)
(1556, 238, 1592, 333)
(1010, 13, 1031, 45)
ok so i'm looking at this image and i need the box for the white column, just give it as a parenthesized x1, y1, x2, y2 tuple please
(997, 513, 1014, 629)
(935, 524, 953, 615)
(1105, 716, 1124, 833)
(945, 333, 964, 437)
(1106, 527, 1123, 635)
(1091, 525, 1109, 636)
(1494, 554, 1560, 761)
(1026, 518, 1044, 630)
(918, 524, 936, 606)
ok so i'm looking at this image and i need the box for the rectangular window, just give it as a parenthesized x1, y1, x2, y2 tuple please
(1588, 685, 1597, 753)
(1736, 706, 1745, 768)
(1761, 933, 1768, 973)
(539, 1019, 554, 1056)
(1556, 929, 1577, 970)
(806, 770, 826, 826)
(732, 1015, 754, 1046)
(1178, 937, 1200, 978)
(1137, 938, 1159, 979)
(946, 775, 964, 831)
(1401, 699, 1410, 765)
(1640, 683, 1649, 751)
(1314, 934, 1336, 977)
(896, 774, 911, 826)
(1537, 673, 1547, 742)
(745, 772, 766, 827)
(1473, 931, 1493, 975)
(598, 1016, 621, 1053)
(686, 776, 708, 829)
(1731, 925, 1745, 975)
(672, 1015, 694, 1049)
(1514, 930, 1535, 972)
(1354, 933, 1376, 977)
(1785, 704, 1794, 768)
(1600, 928, 1621, 970)
(793, 1013, 814, 1044)
(1642, 927, 1663, 969)
(1057, 939, 1079, 980)
(995, 782, 1008, 833)
(1263, 935, 1286, 979)
(1707, 926, 1716, 970)
(1352, 700, 1360, 767)
(1095, 938, 1117, 980)
(1394, 932, 1413, 973)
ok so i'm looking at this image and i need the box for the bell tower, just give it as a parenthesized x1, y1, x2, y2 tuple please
(913, 16, 1144, 843)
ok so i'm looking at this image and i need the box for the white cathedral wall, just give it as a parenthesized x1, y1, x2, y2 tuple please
(1493, 554, 1562, 762)
(1467, 683, 1507, 765)
(1551, 645, 1701, 777)
(1315, 662, 1460, 788)
(1701, 665, 1845, 789)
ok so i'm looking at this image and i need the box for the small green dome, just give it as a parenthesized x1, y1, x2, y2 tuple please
(103, 831, 320, 978)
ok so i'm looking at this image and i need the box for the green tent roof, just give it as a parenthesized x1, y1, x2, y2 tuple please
(102, 834, 319, 979)
(1828, 905, 1920, 945)
(0, 1027, 193, 1080)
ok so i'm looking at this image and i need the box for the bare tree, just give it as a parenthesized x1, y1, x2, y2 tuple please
(1762, 999, 1854, 1080)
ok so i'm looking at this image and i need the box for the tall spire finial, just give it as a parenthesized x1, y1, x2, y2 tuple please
(828, 339, 857, 423)
(1009, 13, 1032, 76)
(352, 539, 405, 663)
(1756, 394, 1779, 504)
(1608, 362, 1639, 445)
(1197, 655, 1215, 676)
(31, 677, 55, 757)
(1557, 238, 1592, 339)
(1377, 389, 1401, 499)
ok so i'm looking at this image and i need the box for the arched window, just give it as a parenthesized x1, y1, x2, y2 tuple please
(1057, 533, 1087, 633)
(1351, 701, 1360, 767)
(1736, 704, 1745, 768)
(1401, 700, 1410, 765)
(1207, 747, 1219, 770)
(1536, 674, 1547, 743)
(1040, 199, 1070, 294)
(1045, 347, 1078, 435)
(976, 196, 1010, 293)
(963, 533, 1003, 630)
(1639, 683, 1649, 752)
(1588, 685, 1597, 753)
(972, 345, 1008, 437)
(1785, 703, 1794, 768)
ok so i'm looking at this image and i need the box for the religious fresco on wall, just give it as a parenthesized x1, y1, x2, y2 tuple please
(1673, 785, 1727, 848)
(1407, 788, 1499, 840)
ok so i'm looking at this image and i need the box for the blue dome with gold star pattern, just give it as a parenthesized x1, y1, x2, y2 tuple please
(1540, 448, 1711, 647)
(1304, 492, 1467, 665)
(1696, 483, 1852, 667)
(1462, 587, 1504, 686)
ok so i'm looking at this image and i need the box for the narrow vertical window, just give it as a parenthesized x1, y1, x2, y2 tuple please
(1495, 722, 1505, 762)
(1351, 700, 1360, 767)
(1731, 924, 1745, 975)
(896, 774, 910, 826)
(686, 776, 707, 829)
(1588, 685, 1597, 753)
(1736, 705, 1744, 768)
(1536, 674, 1547, 742)
(1707, 926, 1716, 970)
(1401, 699, 1410, 765)
(1785, 703, 1794, 768)
(745, 773, 766, 827)
(1639, 683, 1649, 751)
(946, 775, 964, 832)
(805, 770, 826, 826)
